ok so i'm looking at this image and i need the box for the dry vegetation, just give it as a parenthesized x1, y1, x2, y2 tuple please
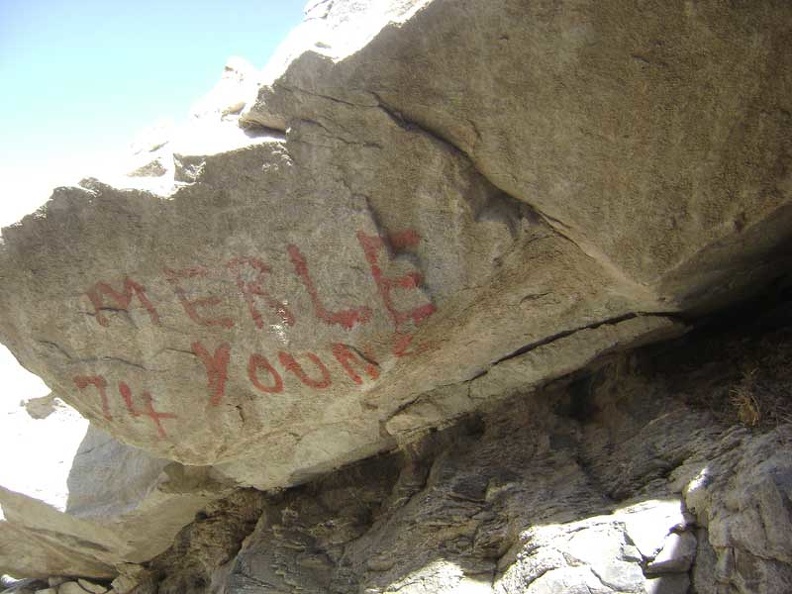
(727, 341, 792, 428)
(636, 297, 792, 431)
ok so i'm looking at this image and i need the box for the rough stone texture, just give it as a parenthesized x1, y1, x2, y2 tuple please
(254, 0, 433, 88)
(247, 0, 792, 305)
(6, 0, 790, 494)
(58, 584, 93, 594)
(645, 532, 697, 574)
(75, 579, 108, 594)
(127, 322, 789, 594)
(0, 85, 685, 489)
(1, 0, 791, 588)
(0, 420, 224, 578)
(680, 427, 792, 593)
(643, 574, 691, 594)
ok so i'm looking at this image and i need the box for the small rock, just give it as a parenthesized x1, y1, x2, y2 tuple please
(34, 589, 58, 594)
(108, 576, 135, 594)
(127, 159, 167, 178)
(57, 583, 88, 594)
(644, 573, 691, 594)
(646, 531, 697, 574)
(24, 394, 58, 419)
(47, 578, 69, 588)
(77, 579, 108, 594)
(617, 499, 688, 559)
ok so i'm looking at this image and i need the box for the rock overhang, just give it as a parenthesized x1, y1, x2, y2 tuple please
(0, 0, 790, 492)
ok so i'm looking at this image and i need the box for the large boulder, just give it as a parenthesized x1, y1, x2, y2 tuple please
(245, 0, 792, 309)
(0, 0, 791, 587)
(0, 0, 790, 522)
(0, 395, 222, 578)
(0, 112, 681, 489)
(144, 323, 792, 594)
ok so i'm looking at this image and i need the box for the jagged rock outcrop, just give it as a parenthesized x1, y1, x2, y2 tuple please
(2, 0, 789, 490)
(131, 320, 792, 593)
(0, 398, 225, 579)
(0, 0, 790, 589)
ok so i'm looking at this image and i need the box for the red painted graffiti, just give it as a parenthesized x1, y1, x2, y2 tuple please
(247, 353, 284, 394)
(73, 375, 112, 420)
(119, 381, 177, 438)
(77, 228, 439, 419)
(140, 392, 177, 438)
(192, 340, 231, 406)
(118, 381, 140, 417)
(85, 228, 436, 335)
(288, 244, 373, 330)
(278, 351, 332, 390)
(85, 277, 161, 327)
(331, 343, 380, 384)
(164, 266, 235, 329)
(356, 230, 436, 333)
(227, 257, 295, 330)
(73, 376, 176, 438)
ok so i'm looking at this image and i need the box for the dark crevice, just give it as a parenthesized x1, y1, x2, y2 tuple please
(676, 271, 792, 332)
(490, 312, 673, 367)
(241, 124, 287, 139)
(36, 339, 160, 372)
(566, 375, 598, 422)
(295, 117, 384, 149)
(369, 91, 470, 163)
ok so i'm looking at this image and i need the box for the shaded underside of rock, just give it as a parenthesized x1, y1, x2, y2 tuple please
(146, 321, 792, 594)
(0, 424, 223, 579)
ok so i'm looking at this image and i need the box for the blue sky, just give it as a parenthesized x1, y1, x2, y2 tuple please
(0, 0, 306, 405)
(0, 0, 305, 226)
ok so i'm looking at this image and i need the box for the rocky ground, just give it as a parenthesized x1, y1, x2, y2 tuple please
(6, 287, 788, 594)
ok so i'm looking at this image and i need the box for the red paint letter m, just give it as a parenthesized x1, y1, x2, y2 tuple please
(86, 277, 161, 327)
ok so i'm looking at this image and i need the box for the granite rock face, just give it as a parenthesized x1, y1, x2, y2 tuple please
(2, 0, 790, 492)
(0, 0, 791, 587)
(246, 0, 792, 307)
(0, 406, 223, 579)
(136, 324, 792, 594)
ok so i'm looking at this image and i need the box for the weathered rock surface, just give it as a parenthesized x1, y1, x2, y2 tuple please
(252, 0, 792, 310)
(130, 321, 790, 594)
(3, 0, 790, 494)
(1, 0, 791, 588)
(0, 399, 224, 578)
(0, 577, 110, 594)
